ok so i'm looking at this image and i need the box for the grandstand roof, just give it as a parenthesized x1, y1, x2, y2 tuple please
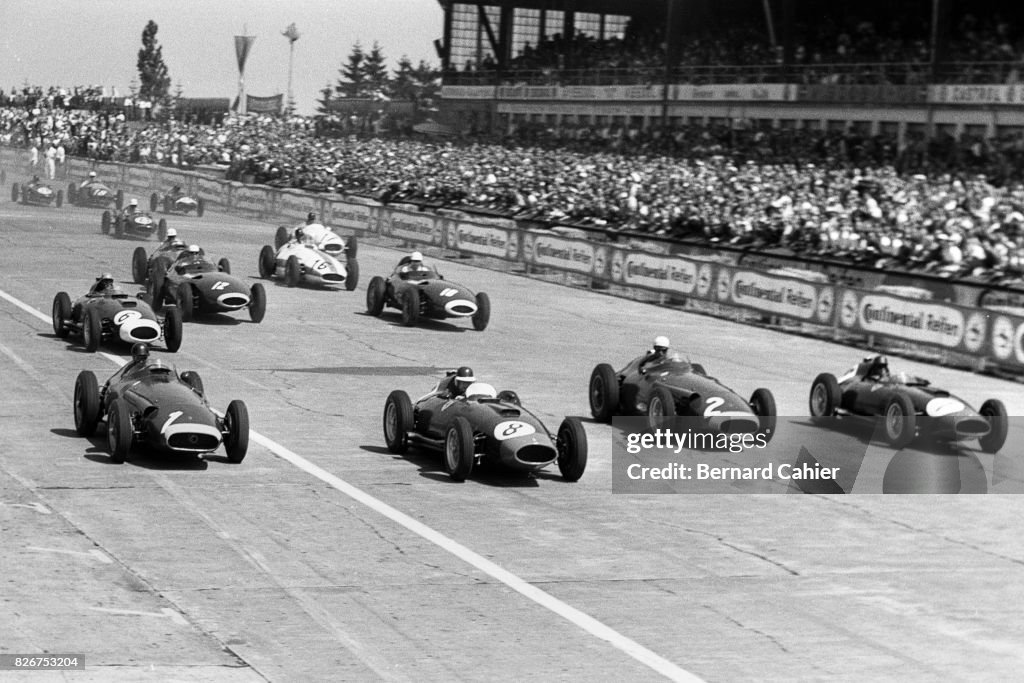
(436, 0, 662, 17)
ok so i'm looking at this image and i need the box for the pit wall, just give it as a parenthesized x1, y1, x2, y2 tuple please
(4, 148, 1024, 374)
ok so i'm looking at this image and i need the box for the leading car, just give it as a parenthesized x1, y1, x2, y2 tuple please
(809, 355, 1008, 450)
(382, 372, 586, 482)
(72, 345, 249, 464)
(366, 259, 490, 331)
(150, 246, 266, 323)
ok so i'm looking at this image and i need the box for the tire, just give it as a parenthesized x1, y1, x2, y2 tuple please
(132, 246, 148, 284)
(383, 390, 414, 454)
(196, 198, 205, 218)
(345, 258, 359, 291)
(646, 385, 677, 431)
(588, 363, 619, 422)
(114, 216, 124, 238)
(10, 182, 18, 202)
(979, 399, 1008, 454)
(115, 189, 124, 211)
(150, 192, 159, 212)
(55, 189, 63, 208)
(218, 257, 231, 274)
(51, 291, 72, 337)
(248, 283, 267, 323)
(556, 417, 588, 482)
(444, 416, 475, 482)
(82, 307, 101, 352)
(882, 394, 917, 449)
(163, 197, 171, 214)
(224, 400, 250, 463)
(345, 235, 358, 258)
(101, 210, 111, 234)
(400, 287, 420, 326)
(149, 261, 167, 312)
(157, 218, 167, 241)
(275, 226, 289, 250)
(181, 370, 204, 396)
(73, 370, 101, 436)
(496, 390, 521, 406)
(285, 255, 302, 287)
(258, 245, 276, 279)
(175, 281, 194, 321)
(366, 276, 386, 316)
(106, 400, 132, 464)
(749, 388, 777, 442)
(68, 182, 77, 203)
(472, 292, 491, 331)
(163, 306, 183, 352)
(809, 373, 841, 419)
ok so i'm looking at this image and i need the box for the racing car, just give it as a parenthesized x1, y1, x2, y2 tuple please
(131, 236, 187, 285)
(588, 352, 776, 438)
(150, 188, 205, 217)
(52, 276, 183, 353)
(72, 346, 248, 464)
(68, 175, 122, 209)
(258, 234, 358, 290)
(809, 355, 1008, 451)
(366, 258, 490, 330)
(150, 246, 266, 323)
(274, 221, 356, 260)
(382, 372, 586, 482)
(11, 176, 63, 207)
(101, 203, 167, 240)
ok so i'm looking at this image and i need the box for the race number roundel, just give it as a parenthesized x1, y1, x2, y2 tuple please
(696, 263, 712, 298)
(113, 310, 142, 325)
(991, 316, 1013, 360)
(963, 311, 986, 353)
(839, 291, 859, 328)
(493, 421, 536, 440)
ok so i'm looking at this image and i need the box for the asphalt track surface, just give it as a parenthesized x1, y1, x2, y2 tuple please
(1, 193, 1023, 682)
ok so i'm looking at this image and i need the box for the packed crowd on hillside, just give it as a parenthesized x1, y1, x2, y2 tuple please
(2, 89, 1024, 282)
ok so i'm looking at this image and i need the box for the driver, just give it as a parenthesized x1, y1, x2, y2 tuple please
(168, 184, 184, 199)
(293, 226, 316, 245)
(438, 366, 476, 399)
(175, 244, 205, 270)
(84, 171, 98, 185)
(865, 355, 890, 381)
(305, 211, 318, 225)
(88, 272, 123, 297)
(639, 336, 671, 373)
(124, 198, 139, 216)
(398, 251, 431, 278)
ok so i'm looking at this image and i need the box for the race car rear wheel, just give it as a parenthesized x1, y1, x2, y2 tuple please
(809, 373, 841, 419)
(979, 399, 1008, 453)
(73, 370, 101, 437)
(113, 216, 124, 238)
(248, 283, 267, 323)
(383, 390, 414, 454)
(51, 291, 72, 338)
(258, 245, 276, 279)
(101, 210, 111, 234)
(132, 247, 148, 284)
(366, 276, 386, 316)
(275, 226, 290, 250)
(345, 258, 359, 291)
(175, 282, 194, 321)
(346, 235, 358, 258)
(157, 218, 167, 241)
(749, 388, 777, 442)
(149, 262, 167, 311)
(181, 370, 204, 397)
(224, 400, 250, 463)
(67, 182, 77, 203)
(196, 198, 205, 218)
(647, 385, 677, 432)
(444, 416, 475, 482)
(163, 306, 183, 352)
(588, 363, 619, 422)
(10, 182, 18, 202)
(883, 394, 916, 449)
(472, 292, 490, 331)
(400, 288, 420, 326)
(556, 417, 588, 482)
(55, 189, 63, 208)
(106, 400, 132, 464)
(115, 189, 124, 211)
(218, 257, 231, 274)
(149, 192, 159, 212)
(82, 308, 101, 352)
(285, 255, 302, 287)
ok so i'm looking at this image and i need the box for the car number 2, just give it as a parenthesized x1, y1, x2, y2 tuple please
(493, 421, 536, 440)
(703, 397, 725, 417)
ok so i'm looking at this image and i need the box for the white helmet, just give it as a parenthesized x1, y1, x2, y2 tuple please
(410, 251, 423, 262)
(88, 171, 97, 178)
(186, 244, 200, 254)
(653, 336, 670, 350)
(165, 228, 177, 239)
(128, 198, 138, 207)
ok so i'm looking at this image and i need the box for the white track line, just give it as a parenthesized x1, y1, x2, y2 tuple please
(0, 286, 703, 683)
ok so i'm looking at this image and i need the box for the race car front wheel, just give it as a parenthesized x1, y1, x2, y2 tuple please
(73, 370, 101, 437)
(883, 395, 916, 449)
(106, 400, 132, 464)
(249, 284, 267, 324)
(444, 417, 475, 482)
(366, 276, 386, 316)
(557, 417, 588, 482)
(588, 363, 619, 422)
(749, 388, 777, 442)
(979, 399, 1008, 454)
(51, 291, 72, 338)
(383, 390, 414, 454)
(224, 400, 250, 464)
(809, 373, 841, 420)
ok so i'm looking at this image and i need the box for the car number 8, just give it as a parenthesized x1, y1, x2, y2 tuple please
(493, 420, 536, 440)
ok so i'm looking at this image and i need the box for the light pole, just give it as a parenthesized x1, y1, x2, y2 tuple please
(282, 23, 301, 114)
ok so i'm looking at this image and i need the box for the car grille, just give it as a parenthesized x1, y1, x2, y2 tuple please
(168, 432, 221, 451)
(321, 273, 344, 282)
(516, 444, 555, 464)
(129, 326, 159, 341)
(955, 417, 990, 437)
(719, 416, 761, 434)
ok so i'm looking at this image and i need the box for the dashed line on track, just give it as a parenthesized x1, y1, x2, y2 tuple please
(0, 285, 705, 683)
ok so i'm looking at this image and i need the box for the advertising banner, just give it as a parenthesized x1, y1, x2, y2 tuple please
(522, 231, 603, 276)
(671, 84, 794, 102)
(988, 313, 1024, 368)
(927, 84, 1024, 105)
(195, 177, 228, 206)
(123, 166, 154, 192)
(719, 268, 835, 324)
(380, 209, 442, 244)
(798, 84, 927, 104)
(231, 183, 270, 215)
(609, 249, 711, 297)
(440, 85, 497, 100)
(325, 199, 375, 233)
(276, 188, 322, 223)
(446, 221, 519, 259)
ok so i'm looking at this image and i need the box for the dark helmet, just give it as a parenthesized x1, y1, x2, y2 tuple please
(306, 211, 317, 223)
(869, 355, 889, 377)
(131, 342, 150, 363)
(294, 227, 305, 241)
(454, 366, 475, 389)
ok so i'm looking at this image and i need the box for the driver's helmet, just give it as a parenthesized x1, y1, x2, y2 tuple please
(306, 211, 317, 224)
(131, 342, 150, 363)
(453, 366, 475, 394)
(88, 171, 97, 179)
(164, 227, 178, 242)
(171, 185, 181, 193)
(652, 335, 670, 354)
(185, 244, 201, 256)
(127, 198, 138, 211)
(94, 272, 115, 292)
(32, 175, 40, 183)
(410, 251, 423, 263)
(867, 355, 889, 379)
(294, 227, 305, 242)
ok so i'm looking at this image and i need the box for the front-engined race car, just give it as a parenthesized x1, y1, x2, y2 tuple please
(11, 177, 63, 207)
(589, 353, 776, 438)
(366, 262, 490, 331)
(809, 355, 1008, 451)
(258, 239, 358, 290)
(383, 378, 587, 482)
(68, 178, 122, 209)
(150, 249, 266, 323)
(72, 354, 248, 464)
(52, 281, 182, 353)
(274, 222, 357, 260)
(150, 189, 205, 217)
(132, 241, 186, 285)
(101, 208, 167, 240)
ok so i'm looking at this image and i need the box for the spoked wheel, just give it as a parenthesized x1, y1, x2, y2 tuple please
(444, 416, 475, 482)
(882, 395, 916, 449)
(809, 373, 841, 420)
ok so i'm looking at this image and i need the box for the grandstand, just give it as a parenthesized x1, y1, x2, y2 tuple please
(435, 0, 1024, 140)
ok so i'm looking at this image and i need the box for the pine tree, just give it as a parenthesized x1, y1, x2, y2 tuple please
(316, 83, 334, 115)
(137, 20, 172, 103)
(336, 43, 365, 98)
(390, 55, 416, 100)
(411, 60, 441, 105)
(363, 42, 390, 99)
